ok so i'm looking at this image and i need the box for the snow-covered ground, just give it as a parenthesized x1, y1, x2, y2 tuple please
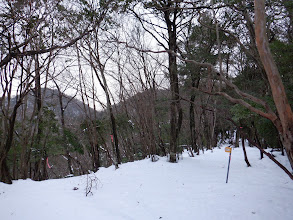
(1, 145, 293, 220)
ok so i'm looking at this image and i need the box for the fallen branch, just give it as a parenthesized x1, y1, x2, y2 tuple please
(247, 136, 293, 181)
(228, 117, 293, 181)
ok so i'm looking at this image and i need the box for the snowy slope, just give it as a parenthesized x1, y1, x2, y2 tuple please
(1, 145, 293, 220)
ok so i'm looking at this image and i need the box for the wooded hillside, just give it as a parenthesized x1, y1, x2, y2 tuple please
(1, 0, 292, 183)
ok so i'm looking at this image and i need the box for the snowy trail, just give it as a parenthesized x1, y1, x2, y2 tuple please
(1, 146, 293, 220)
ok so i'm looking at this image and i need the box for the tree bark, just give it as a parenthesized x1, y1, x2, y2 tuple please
(254, 0, 293, 170)
(241, 135, 251, 167)
(53, 80, 75, 175)
(189, 72, 200, 155)
(164, 4, 183, 163)
(98, 63, 121, 166)
(0, 98, 23, 184)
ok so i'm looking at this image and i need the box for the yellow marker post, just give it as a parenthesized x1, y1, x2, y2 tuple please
(225, 146, 232, 183)
(225, 147, 232, 153)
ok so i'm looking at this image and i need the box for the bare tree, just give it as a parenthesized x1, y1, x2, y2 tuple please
(0, 0, 113, 183)
(76, 47, 102, 172)
(80, 32, 122, 167)
(52, 76, 78, 175)
(129, 1, 197, 162)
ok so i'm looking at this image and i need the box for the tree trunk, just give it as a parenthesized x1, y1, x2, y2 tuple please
(254, 0, 293, 170)
(0, 99, 22, 184)
(32, 55, 49, 181)
(235, 129, 240, 148)
(77, 47, 101, 172)
(100, 68, 121, 166)
(189, 98, 196, 156)
(241, 136, 251, 167)
(189, 73, 200, 155)
(12, 146, 18, 179)
(55, 83, 74, 175)
(165, 8, 182, 163)
(0, 158, 12, 184)
(91, 40, 121, 166)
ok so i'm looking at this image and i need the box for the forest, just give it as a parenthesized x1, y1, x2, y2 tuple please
(0, 0, 292, 184)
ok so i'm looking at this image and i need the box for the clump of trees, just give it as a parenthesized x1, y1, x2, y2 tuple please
(1, 0, 292, 184)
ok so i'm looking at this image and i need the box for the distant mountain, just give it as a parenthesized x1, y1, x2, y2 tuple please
(11, 87, 171, 127)
(12, 88, 104, 125)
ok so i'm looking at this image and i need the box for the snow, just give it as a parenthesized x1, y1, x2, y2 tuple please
(1, 145, 293, 220)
